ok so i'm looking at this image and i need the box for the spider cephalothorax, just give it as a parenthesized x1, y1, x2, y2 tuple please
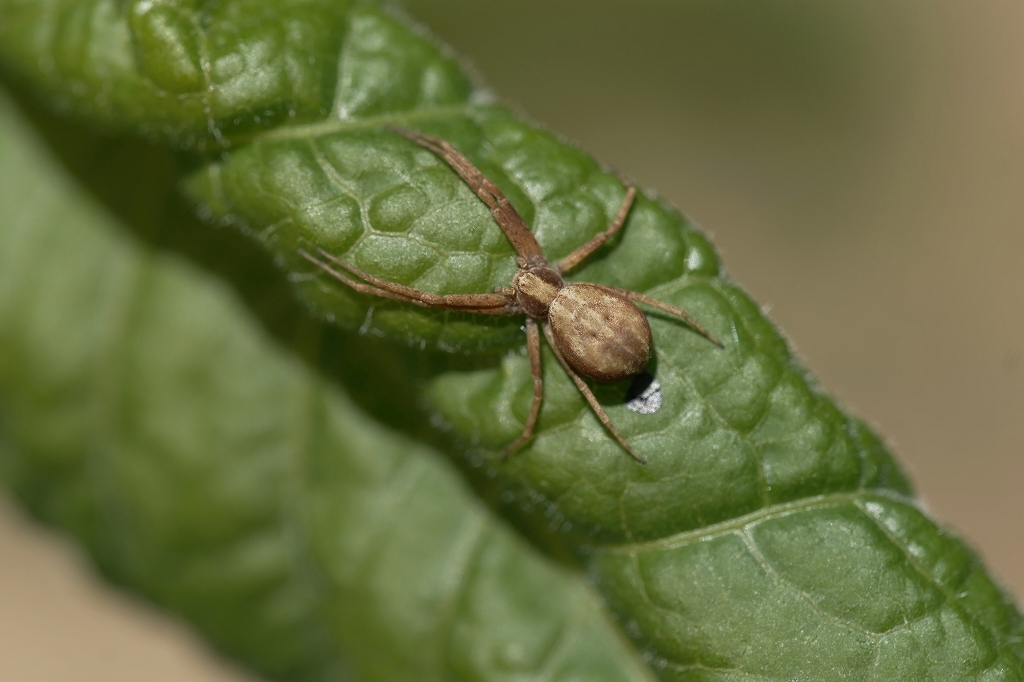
(300, 127, 721, 463)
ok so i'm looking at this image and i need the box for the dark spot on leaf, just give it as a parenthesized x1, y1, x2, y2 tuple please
(625, 373, 662, 414)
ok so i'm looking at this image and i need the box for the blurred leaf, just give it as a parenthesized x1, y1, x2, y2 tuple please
(0, 1, 1022, 680)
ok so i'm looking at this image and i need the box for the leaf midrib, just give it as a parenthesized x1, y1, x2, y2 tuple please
(228, 103, 483, 147)
(597, 489, 915, 554)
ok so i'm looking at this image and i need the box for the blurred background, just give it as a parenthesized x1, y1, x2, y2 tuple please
(1, 0, 1021, 678)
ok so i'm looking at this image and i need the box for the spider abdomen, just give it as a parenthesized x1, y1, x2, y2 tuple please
(548, 284, 652, 383)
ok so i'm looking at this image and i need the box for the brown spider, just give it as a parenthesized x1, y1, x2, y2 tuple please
(299, 127, 722, 464)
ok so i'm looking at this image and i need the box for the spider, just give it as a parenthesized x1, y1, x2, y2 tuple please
(299, 127, 722, 464)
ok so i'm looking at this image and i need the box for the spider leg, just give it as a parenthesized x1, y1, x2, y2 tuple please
(557, 182, 637, 274)
(500, 318, 544, 459)
(389, 127, 547, 263)
(300, 249, 512, 313)
(541, 323, 647, 464)
(615, 288, 724, 348)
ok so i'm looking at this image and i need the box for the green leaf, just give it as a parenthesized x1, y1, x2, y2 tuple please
(1, 1, 1022, 680)
(0, 89, 654, 681)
